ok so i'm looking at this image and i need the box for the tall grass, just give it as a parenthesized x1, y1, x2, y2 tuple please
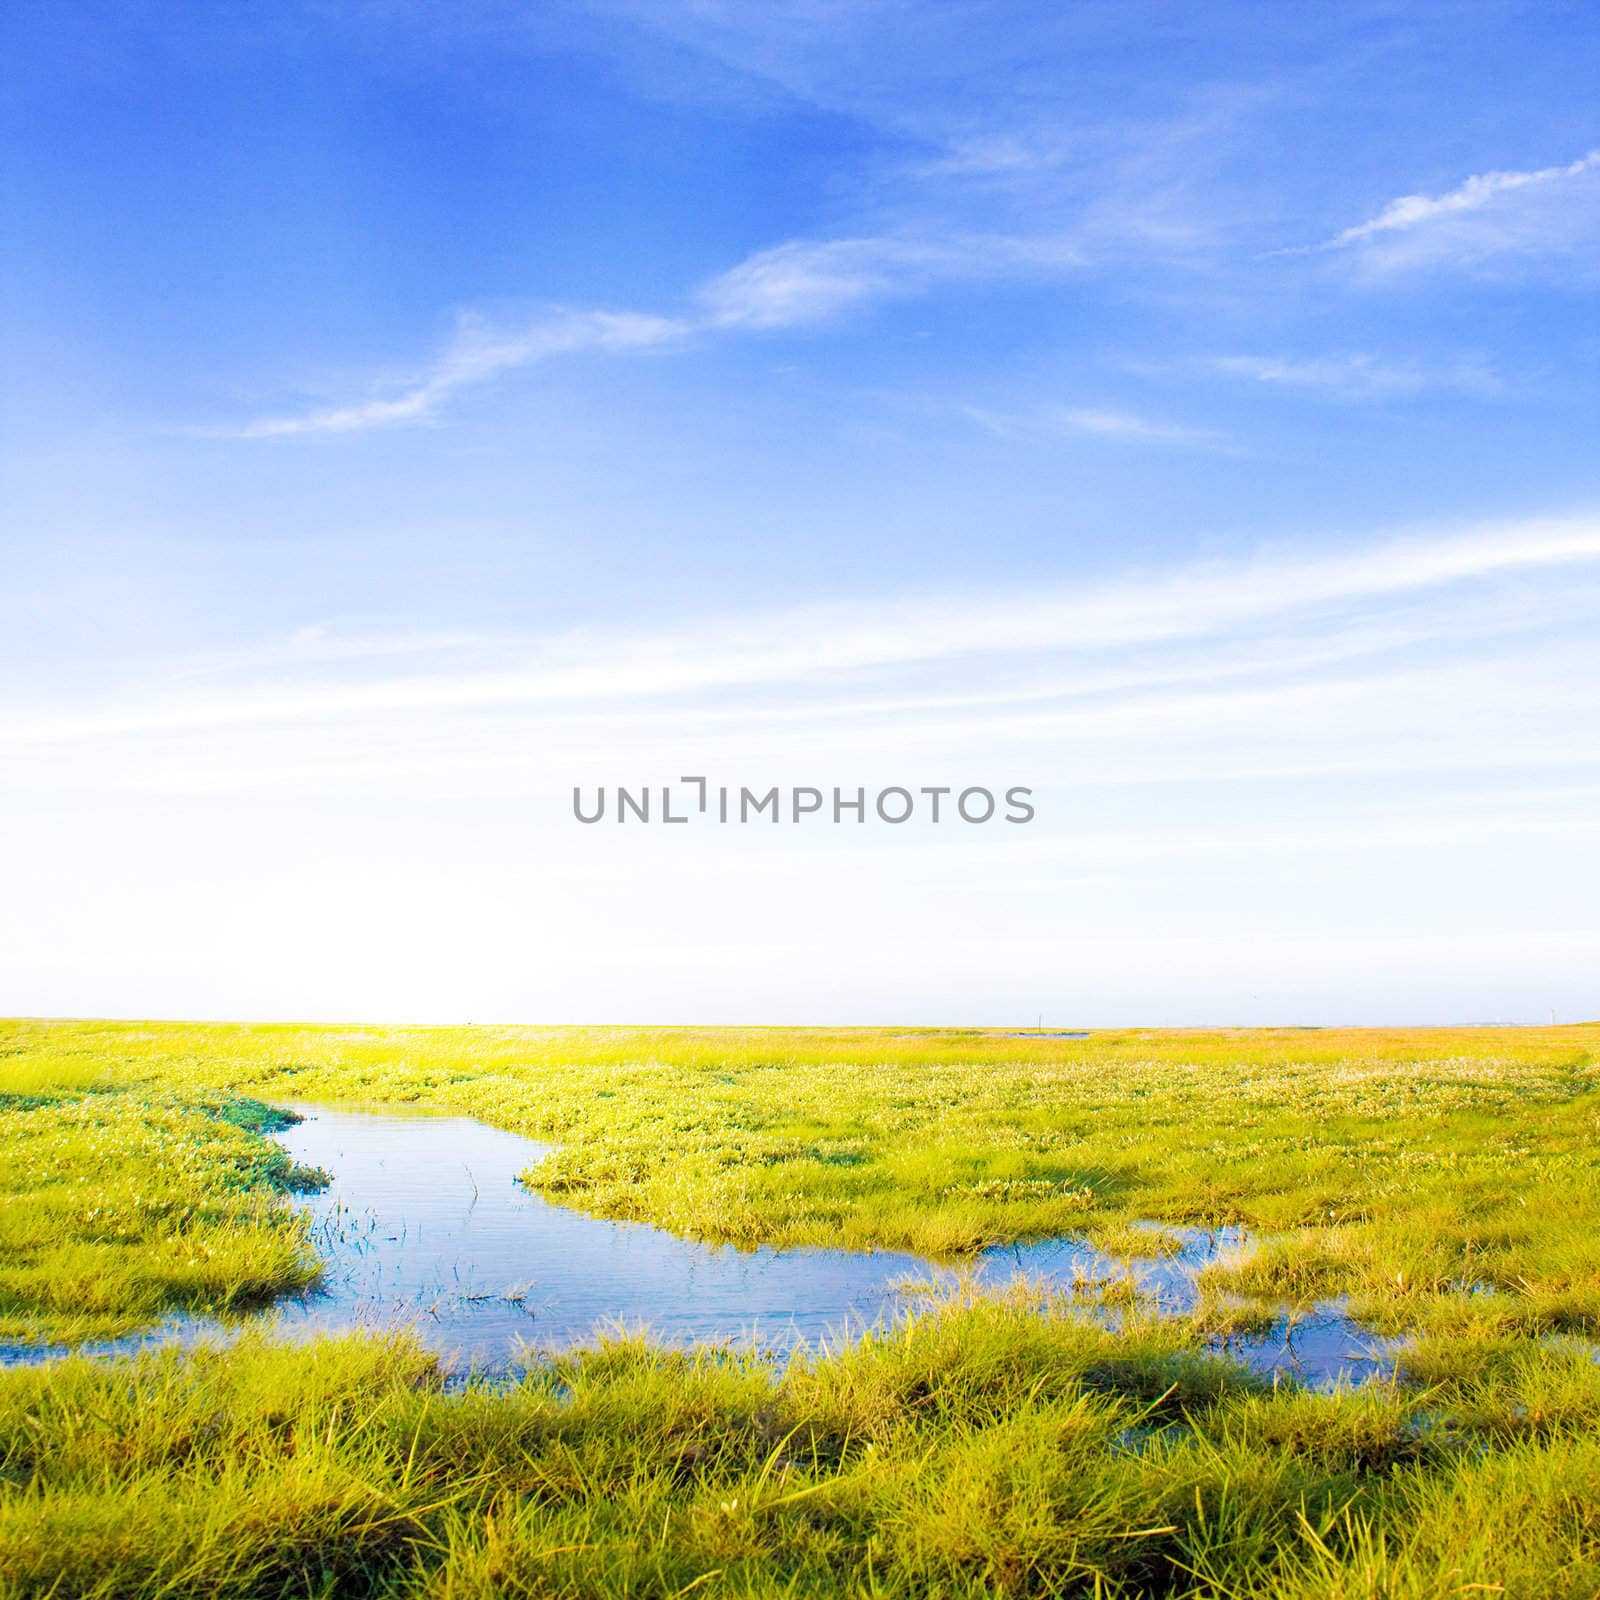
(4, 1296, 1600, 1598)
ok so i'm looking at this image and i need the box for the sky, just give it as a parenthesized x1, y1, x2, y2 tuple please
(2, 0, 1597, 1025)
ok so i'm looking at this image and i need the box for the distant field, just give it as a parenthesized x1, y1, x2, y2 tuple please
(4, 1018, 1600, 1597)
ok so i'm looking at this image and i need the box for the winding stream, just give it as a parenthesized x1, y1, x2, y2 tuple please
(3, 1103, 1398, 1385)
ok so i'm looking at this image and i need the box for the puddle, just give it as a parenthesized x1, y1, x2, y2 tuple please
(0, 1103, 1399, 1386)
(976, 1229, 1399, 1387)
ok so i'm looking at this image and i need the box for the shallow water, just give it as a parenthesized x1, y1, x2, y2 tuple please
(2, 1103, 1399, 1385)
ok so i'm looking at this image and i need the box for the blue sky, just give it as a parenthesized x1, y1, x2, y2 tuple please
(3, 1, 1598, 1023)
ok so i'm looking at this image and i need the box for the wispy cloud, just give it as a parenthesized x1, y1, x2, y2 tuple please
(7, 513, 1597, 745)
(695, 237, 910, 330)
(909, 131, 1076, 180)
(1331, 151, 1600, 246)
(1211, 352, 1501, 401)
(238, 231, 1085, 436)
(1294, 149, 1600, 272)
(965, 402, 1225, 448)
(1047, 406, 1222, 445)
(696, 232, 1081, 330)
(238, 309, 686, 438)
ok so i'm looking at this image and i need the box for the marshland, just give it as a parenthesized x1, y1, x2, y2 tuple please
(5, 1018, 1600, 1597)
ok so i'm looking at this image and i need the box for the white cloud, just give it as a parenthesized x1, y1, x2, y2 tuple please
(238, 231, 1083, 435)
(1047, 406, 1221, 445)
(5, 512, 1597, 745)
(1211, 352, 1502, 401)
(237, 308, 686, 437)
(1304, 149, 1600, 272)
(965, 402, 1224, 448)
(695, 236, 939, 329)
(1214, 353, 1417, 398)
(908, 131, 1081, 180)
(1332, 151, 1600, 245)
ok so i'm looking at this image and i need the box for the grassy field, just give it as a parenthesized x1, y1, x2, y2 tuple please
(0, 1056, 325, 1344)
(3, 1017, 1600, 1596)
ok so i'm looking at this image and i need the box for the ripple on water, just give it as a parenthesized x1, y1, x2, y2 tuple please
(0, 1104, 1401, 1385)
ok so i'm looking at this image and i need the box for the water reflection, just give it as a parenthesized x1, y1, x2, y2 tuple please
(1, 1103, 1399, 1385)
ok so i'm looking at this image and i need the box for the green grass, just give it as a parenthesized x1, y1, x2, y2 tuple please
(5, 1298, 1600, 1598)
(4, 1018, 1598, 1341)
(3, 1018, 1600, 1595)
(0, 1081, 326, 1343)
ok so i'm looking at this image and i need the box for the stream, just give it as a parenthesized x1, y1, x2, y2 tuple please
(1, 1103, 1399, 1385)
